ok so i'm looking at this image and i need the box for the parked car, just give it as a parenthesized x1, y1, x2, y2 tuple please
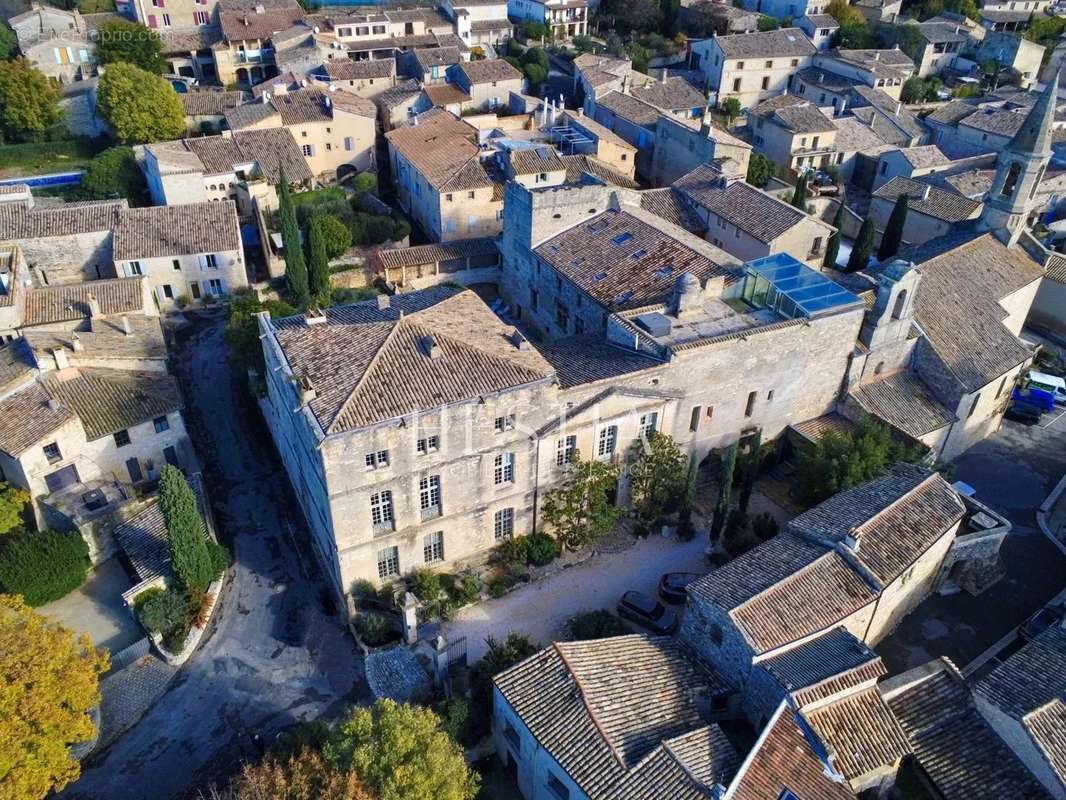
(1012, 386, 1055, 413)
(1028, 370, 1066, 405)
(1005, 401, 1043, 425)
(658, 572, 701, 604)
(1020, 604, 1065, 641)
(617, 591, 678, 635)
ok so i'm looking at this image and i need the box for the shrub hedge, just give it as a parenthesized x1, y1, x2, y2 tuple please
(0, 529, 90, 606)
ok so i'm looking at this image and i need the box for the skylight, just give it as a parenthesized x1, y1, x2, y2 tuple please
(742, 253, 864, 319)
(614, 290, 633, 304)
(612, 232, 633, 245)
(593, 271, 608, 282)
(656, 265, 675, 278)
(631, 249, 647, 259)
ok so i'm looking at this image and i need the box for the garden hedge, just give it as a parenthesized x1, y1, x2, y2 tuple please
(0, 529, 90, 606)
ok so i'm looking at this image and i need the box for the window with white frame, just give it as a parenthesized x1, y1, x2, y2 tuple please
(128, 261, 143, 276)
(370, 490, 394, 532)
(494, 507, 514, 540)
(377, 545, 399, 579)
(494, 414, 515, 433)
(423, 531, 444, 563)
(208, 279, 224, 296)
(419, 475, 441, 519)
(494, 453, 514, 484)
(364, 449, 389, 469)
(416, 435, 439, 455)
(597, 425, 617, 457)
(302, 144, 314, 157)
(556, 435, 576, 466)
(638, 412, 658, 439)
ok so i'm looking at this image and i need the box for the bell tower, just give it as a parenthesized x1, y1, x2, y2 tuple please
(980, 69, 1060, 245)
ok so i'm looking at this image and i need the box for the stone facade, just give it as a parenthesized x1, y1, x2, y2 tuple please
(650, 116, 752, 187)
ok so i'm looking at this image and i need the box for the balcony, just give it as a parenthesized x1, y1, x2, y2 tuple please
(236, 47, 273, 64)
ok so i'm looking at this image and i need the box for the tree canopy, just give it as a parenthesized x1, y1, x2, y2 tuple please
(278, 167, 310, 308)
(746, 152, 775, 187)
(0, 483, 29, 535)
(94, 19, 165, 73)
(0, 23, 17, 61)
(0, 59, 62, 141)
(628, 432, 687, 524)
(823, 195, 845, 269)
(324, 700, 480, 800)
(96, 62, 184, 144)
(847, 217, 875, 272)
(77, 146, 149, 205)
(826, 0, 867, 28)
(0, 594, 109, 800)
(213, 748, 373, 800)
(159, 465, 213, 594)
(540, 450, 622, 551)
(306, 216, 332, 306)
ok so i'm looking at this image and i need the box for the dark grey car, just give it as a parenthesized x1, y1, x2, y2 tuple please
(617, 591, 678, 635)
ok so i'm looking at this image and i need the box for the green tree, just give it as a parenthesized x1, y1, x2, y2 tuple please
(738, 429, 762, 513)
(224, 288, 297, 389)
(306, 217, 332, 306)
(660, 0, 681, 35)
(795, 417, 925, 506)
(720, 96, 742, 125)
(901, 76, 927, 104)
(0, 23, 17, 60)
(980, 58, 1001, 90)
(0, 59, 62, 140)
(568, 609, 630, 640)
(0, 483, 29, 535)
(523, 62, 548, 94)
(0, 529, 90, 606)
(710, 442, 737, 541)
(324, 699, 480, 800)
(627, 432, 687, 524)
(878, 193, 908, 261)
(159, 465, 214, 595)
(627, 41, 652, 73)
(826, 0, 867, 27)
(521, 20, 547, 41)
(540, 450, 622, 551)
(315, 215, 352, 260)
(352, 171, 378, 195)
(97, 62, 184, 144)
(94, 19, 165, 73)
(832, 23, 875, 48)
(824, 194, 845, 269)
(0, 595, 109, 800)
(847, 216, 875, 272)
(790, 173, 808, 210)
(521, 46, 549, 70)
(571, 34, 596, 52)
(78, 146, 148, 204)
(757, 13, 780, 30)
(746, 152, 775, 186)
(466, 631, 538, 740)
(217, 748, 374, 800)
(278, 167, 310, 308)
(884, 23, 925, 62)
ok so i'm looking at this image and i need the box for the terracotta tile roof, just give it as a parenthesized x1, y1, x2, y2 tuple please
(159, 25, 221, 53)
(726, 705, 855, 800)
(164, 128, 313, 183)
(323, 57, 396, 80)
(414, 45, 461, 69)
(925, 99, 980, 126)
(376, 78, 422, 108)
(885, 660, 1052, 800)
(790, 412, 857, 442)
(831, 117, 894, 156)
(271, 287, 553, 434)
(534, 207, 729, 311)
(376, 237, 497, 270)
(831, 47, 915, 70)
(751, 96, 833, 133)
(637, 187, 707, 233)
(873, 177, 981, 223)
(24, 316, 166, 364)
(224, 100, 279, 129)
(113, 201, 241, 261)
(0, 381, 74, 457)
(850, 86, 924, 140)
(804, 687, 912, 781)
(898, 144, 951, 169)
(674, 166, 807, 243)
(0, 340, 35, 395)
(605, 725, 740, 800)
(851, 371, 955, 437)
(423, 83, 471, 106)
(219, 2, 304, 42)
(385, 110, 490, 190)
(533, 336, 662, 388)
(508, 146, 565, 175)
(1047, 254, 1066, 283)
(562, 155, 640, 189)
(975, 625, 1066, 722)
(595, 90, 661, 127)
(114, 473, 207, 584)
(755, 627, 884, 704)
(1026, 701, 1066, 792)
(494, 635, 731, 798)
(41, 368, 183, 441)
(714, 27, 817, 59)
(22, 277, 148, 327)
(790, 463, 965, 586)
(459, 57, 522, 84)
(629, 76, 705, 112)
(469, 18, 510, 31)
(0, 199, 126, 240)
(959, 106, 1026, 137)
(180, 90, 249, 116)
(793, 66, 856, 92)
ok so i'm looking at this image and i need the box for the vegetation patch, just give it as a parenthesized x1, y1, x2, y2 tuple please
(0, 529, 90, 606)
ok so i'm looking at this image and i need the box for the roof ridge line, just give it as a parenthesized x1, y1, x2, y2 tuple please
(849, 469, 943, 538)
(552, 642, 627, 770)
(324, 317, 403, 434)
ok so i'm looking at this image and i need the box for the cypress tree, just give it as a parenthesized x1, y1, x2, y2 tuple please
(738, 429, 762, 513)
(790, 173, 808, 210)
(847, 217, 876, 272)
(877, 193, 908, 261)
(710, 442, 738, 542)
(159, 465, 212, 594)
(306, 217, 331, 306)
(823, 194, 845, 269)
(277, 166, 310, 309)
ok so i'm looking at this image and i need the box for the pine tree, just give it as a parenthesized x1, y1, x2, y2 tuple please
(790, 173, 808, 210)
(306, 217, 331, 306)
(277, 166, 310, 309)
(159, 465, 212, 594)
(877, 194, 908, 261)
(709, 442, 738, 541)
(823, 194, 845, 269)
(847, 217, 875, 272)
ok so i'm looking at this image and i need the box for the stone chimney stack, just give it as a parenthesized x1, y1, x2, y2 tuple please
(121, 316, 132, 336)
(52, 347, 69, 371)
(376, 294, 391, 310)
(71, 332, 83, 352)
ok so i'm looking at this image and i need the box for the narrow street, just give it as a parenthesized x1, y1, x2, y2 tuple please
(65, 314, 363, 800)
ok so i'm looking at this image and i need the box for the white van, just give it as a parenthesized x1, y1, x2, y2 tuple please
(1028, 370, 1066, 405)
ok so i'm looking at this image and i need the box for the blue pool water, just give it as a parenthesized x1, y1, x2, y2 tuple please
(0, 171, 84, 188)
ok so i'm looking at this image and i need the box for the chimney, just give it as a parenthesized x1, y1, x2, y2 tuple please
(423, 334, 443, 359)
(121, 315, 132, 336)
(305, 306, 327, 325)
(254, 3, 265, 12)
(298, 375, 316, 406)
(71, 332, 83, 352)
(87, 293, 101, 319)
(47, 397, 60, 412)
(376, 293, 391, 310)
(874, 51, 880, 60)
(922, 184, 931, 201)
(51, 347, 69, 371)
(843, 533, 860, 552)
(510, 328, 531, 350)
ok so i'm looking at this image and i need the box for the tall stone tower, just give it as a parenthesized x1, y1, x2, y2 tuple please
(980, 68, 1060, 245)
